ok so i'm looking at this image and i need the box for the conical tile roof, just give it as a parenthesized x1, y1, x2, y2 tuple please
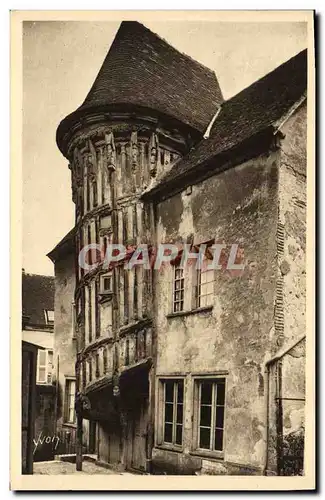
(57, 21, 223, 154)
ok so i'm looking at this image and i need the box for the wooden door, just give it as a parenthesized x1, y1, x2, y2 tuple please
(131, 398, 148, 472)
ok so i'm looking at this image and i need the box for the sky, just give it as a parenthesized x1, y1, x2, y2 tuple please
(22, 20, 307, 276)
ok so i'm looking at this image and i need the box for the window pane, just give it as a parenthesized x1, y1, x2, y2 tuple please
(200, 405, 212, 427)
(201, 381, 213, 404)
(177, 382, 184, 403)
(104, 277, 111, 290)
(175, 268, 183, 279)
(164, 403, 173, 423)
(216, 381, 226, 406)
(38, 367, 46, 382)
(68, 407, 75, 423)
(176, 404, 183, 424)
(199, 427, 211, 449)
(164, 423, 173, 443)
(176, 424, 183, 445)
(38, 350, 46, 365)
(214, 429, 223, 451)
(165, 381, 174, 403)
(200, 295, 207, 307)
(200, 271, 207, 284)
(215, 405, 225, 429)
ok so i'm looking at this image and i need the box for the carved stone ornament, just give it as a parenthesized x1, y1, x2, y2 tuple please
(105, 132, 116, 172)
(73, 147, 83, 188)
(75, 392, 91, 415)
(130, 131, 138, 169)
(149, 133, 158, 177)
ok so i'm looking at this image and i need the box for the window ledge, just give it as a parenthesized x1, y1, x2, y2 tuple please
(155, 444, 183, 454)
(166, 306, 213, 319)
(189, 449, 224, 460)
(98, 292, 113, 304)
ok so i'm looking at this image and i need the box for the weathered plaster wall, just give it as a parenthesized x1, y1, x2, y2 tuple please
(278, 101, 306, 347)
(153, 151, 280, 473)
(22, 329, 53, 350)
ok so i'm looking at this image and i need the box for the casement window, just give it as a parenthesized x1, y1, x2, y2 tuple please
(37, 349, 53, 385)
(194, 378, 226, 454)
(161, 379, 184, 447)
(173, 265, 184, 313)
(44, 309, 54, 326)
(64, 379, 76, 424)
(195, 263, 214, 308)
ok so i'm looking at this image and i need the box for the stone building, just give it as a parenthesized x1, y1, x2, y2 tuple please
(54, 21, 307, 475)
(22, 271, 56, 461)
(48, 228, 96, 456)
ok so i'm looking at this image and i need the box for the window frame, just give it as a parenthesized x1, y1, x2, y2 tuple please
(64, 378, 76, 425)
(100, 272, 113, 295)
(172, 264, 185, 313)
(195, 262, 215, 309)
(36, 349, 53, 385)
(156, 377, 185, 451)
(44, 309, 54, 326)
(192, 376, 227, 458)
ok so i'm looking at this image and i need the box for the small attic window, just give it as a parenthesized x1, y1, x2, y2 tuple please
(100, 273, 113, 294)
(44, 310, 54, 325)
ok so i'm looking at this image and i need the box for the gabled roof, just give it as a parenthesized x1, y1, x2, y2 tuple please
(145, 48, 307, 198)
(47, 228, 75, 263)
(57, 21, 223, 153)
(22, 272, 55, 328)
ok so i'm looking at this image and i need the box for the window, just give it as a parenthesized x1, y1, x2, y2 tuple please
(100, 272, 113, 294)
(103, 348, 108, 373)
(37, 349, 53, 385)
(44, 310, 54, 325)
(64, 379, 76, 424)
(92, 180, 98, 207)
(173, 265, 184, 313)
(88, 358, 92, 383)
(162, 379, 184, 446)
(195, 378, 226, 453)
(196, 263, 214, 308)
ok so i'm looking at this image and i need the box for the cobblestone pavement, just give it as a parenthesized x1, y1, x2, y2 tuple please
(34, 460, 134, 475)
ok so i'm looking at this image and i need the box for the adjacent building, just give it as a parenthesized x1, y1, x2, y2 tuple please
(53, 21, 307, 475)
(22, 270, 56, 461)
(48, 228, 96, 456)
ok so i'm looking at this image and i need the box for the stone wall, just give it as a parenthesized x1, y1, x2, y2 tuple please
(153, 150, 280, 473)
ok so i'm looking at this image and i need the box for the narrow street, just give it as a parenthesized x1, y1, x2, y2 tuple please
(34, 460, 135, 475)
